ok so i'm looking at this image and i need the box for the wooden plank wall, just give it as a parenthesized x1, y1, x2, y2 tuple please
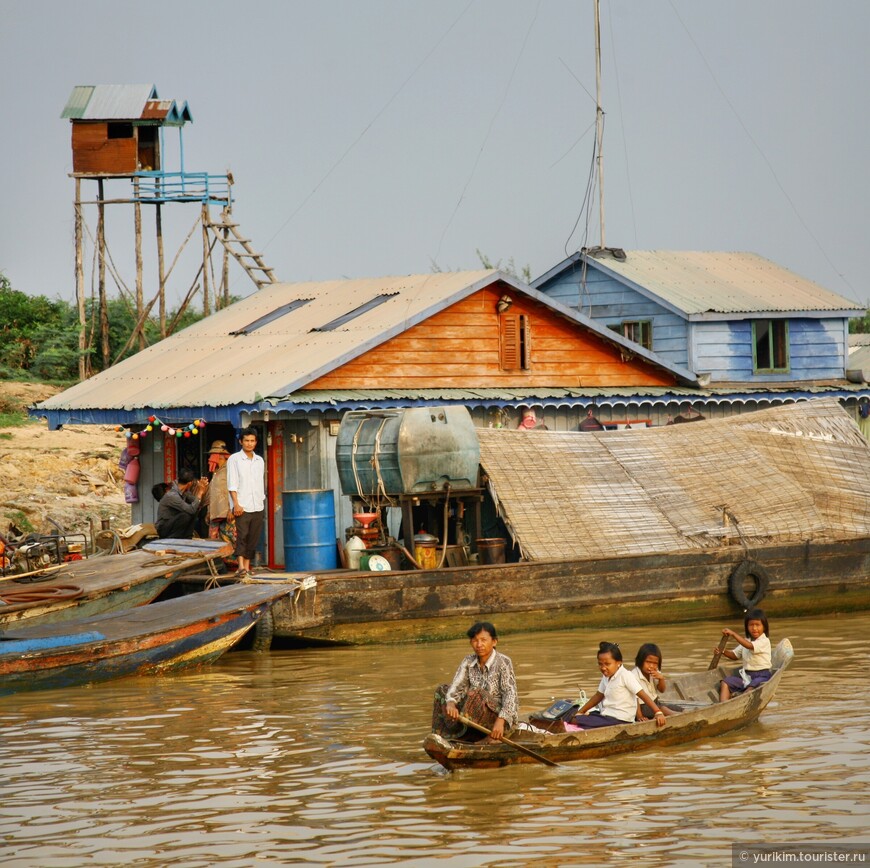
(538, 268, 690, 369)
(692, 318, 847, 382)
(71, 123, 138, 174)
(304, 283, 677, 389)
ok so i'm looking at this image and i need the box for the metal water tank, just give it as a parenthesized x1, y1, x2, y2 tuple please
(336, 407, 480, 497)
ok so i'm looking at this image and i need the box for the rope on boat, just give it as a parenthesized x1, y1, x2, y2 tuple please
(0, 584, 84, 610)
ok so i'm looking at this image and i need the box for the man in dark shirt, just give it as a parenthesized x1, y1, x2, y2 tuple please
(156, 468, 208, 540)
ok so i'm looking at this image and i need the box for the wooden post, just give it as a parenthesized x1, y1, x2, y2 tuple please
(222, 224, 230, 309)
(156, 202, 166, 338)
(133, 177, 144, 350)
(201, 203, 211, 316)
(97, 178, 109, 370)
(74, 178, 87, 381)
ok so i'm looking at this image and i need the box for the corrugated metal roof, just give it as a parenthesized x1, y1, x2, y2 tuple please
(38, 270, 697, 413)
(61, 86, 94, 119)
(61, 84, 175, 121)
(538, 250, 863, 316)
(276, 386, 701, 404)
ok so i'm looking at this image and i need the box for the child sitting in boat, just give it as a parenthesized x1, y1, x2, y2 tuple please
(570, 641, 668, 729)
(632, 643, 676, 720)
(717, 608, 772, 702)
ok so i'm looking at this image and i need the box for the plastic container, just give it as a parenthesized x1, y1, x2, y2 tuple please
(282, 489, 338, 571)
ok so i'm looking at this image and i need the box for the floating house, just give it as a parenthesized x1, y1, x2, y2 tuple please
(37, 269, 704, 569)
(533, 249, 869, 417)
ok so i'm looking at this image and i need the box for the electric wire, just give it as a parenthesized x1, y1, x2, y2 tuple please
(607, 0, 638, 247)
(667, 0, 855, 296)
(262, 0, 477, 252)
(430, 0, 541, 270)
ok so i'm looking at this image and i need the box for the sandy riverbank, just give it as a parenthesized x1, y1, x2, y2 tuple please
(0, 380, 131, 541)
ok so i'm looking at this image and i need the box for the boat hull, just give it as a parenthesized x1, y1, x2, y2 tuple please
(423, 639, 793, 769)
(0, 541, 231, 630)
(262, 537, 870, 644)
(0, 583, 291, 696)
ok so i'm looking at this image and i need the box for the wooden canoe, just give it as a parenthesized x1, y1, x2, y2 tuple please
(423, 638, 794, 770)
(0, 540, 231, 630)
(0, 582, 291, 696)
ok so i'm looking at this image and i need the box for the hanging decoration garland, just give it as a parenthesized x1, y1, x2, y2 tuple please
(116, 416, 207, 441)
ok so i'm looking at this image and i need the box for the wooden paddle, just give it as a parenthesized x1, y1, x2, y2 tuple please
(708, 634, 730, 670)
(457, 714, 558, 767)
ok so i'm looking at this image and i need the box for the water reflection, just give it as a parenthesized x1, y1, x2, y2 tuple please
(1, 611, 869, 865)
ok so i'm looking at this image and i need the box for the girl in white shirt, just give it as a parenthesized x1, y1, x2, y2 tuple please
(571, 641, 668, 729)
(717, 608, 773, 702)
(632, 642, 676, 720)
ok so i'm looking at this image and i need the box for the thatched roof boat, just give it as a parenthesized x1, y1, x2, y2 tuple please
(423, 638, 794, 770)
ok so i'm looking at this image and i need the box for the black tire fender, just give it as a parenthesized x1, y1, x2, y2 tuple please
(251, 608, 274, 653)
(728, 560, 770, 610)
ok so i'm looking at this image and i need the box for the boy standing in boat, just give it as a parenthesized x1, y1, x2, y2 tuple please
(227, 427, 265, 578)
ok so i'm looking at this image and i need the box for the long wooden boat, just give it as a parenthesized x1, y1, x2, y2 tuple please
(0, 583, 292, 696)
(423, 638, 794, 770)
(217, 535, 869, 644)
(0, 540, 231, 630)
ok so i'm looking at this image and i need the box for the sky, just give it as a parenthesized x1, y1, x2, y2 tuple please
(2, 0, 868, 311)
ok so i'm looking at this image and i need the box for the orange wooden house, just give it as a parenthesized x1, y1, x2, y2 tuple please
(38, 270, 700, 567)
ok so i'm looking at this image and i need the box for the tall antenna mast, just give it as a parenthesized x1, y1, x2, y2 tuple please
(594, 0, 605, 249)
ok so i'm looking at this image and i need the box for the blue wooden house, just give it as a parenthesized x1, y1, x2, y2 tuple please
(533, 249, 864, 386)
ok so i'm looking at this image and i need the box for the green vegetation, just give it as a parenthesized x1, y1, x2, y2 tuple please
(849, 309, 870, 334)
(0, 393, 29, 427)
(0, 271, 211, 382)
(3, 510, 35, 534)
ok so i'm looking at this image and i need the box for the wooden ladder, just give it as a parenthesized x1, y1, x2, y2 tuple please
(206, 211, 277, 290)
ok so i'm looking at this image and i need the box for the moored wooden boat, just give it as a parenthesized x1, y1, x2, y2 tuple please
(234, 536, 869, 644)
(0, 582, 291, 696)
(0, 540, 231, 630)
(423, 638, 794, 770)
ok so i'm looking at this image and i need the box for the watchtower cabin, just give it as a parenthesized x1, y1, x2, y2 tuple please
(64, 84, 189, 175)
(62, 84, 275, 380)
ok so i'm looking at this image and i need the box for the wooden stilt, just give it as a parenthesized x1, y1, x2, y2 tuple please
(97, 179, 109, 369)
(156, 202, 166, 338)
(133, 177, 144, 350)
(201, 203, 211, 316)
(74, 178, 87, 381)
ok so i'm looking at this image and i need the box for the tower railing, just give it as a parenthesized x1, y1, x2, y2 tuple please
(132, 171, 232, 206)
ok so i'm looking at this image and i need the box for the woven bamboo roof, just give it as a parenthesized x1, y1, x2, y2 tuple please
(478, 399, 870, 561)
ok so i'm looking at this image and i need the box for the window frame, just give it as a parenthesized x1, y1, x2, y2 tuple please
(499, 313, 531, 371)
(752, 319, 790, 373)
(607, 319, 653, 350)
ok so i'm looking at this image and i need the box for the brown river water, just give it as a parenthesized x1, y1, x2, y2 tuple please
(1, 610, 869, 867)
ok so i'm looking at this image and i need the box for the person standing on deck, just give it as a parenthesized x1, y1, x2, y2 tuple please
(226, 427, 265, 578)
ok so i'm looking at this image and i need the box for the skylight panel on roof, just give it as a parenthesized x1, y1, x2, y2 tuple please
(311, 293, 398, 332)
(229, 298, 312, 336)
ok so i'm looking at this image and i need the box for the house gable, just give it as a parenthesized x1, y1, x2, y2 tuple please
(305, 282, 678, 390)
(535, 251, 859, 384)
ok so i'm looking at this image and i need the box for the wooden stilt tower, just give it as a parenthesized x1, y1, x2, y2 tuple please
(62, 84, 276, 380)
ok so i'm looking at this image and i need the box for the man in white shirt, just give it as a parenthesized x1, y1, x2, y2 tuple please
(226, 427, 265, 577)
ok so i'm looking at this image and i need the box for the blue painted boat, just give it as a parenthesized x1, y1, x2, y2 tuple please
(0, 583, 291, 695)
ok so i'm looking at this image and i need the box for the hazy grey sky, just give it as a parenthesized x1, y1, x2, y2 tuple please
(2, 0, 868, 308)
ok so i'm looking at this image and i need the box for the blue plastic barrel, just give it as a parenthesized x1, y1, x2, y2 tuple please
(282, 489, 338, 571)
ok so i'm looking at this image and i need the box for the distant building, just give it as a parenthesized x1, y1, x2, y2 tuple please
(534, 249, 865, 386)
(62, 84, 192, 175)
